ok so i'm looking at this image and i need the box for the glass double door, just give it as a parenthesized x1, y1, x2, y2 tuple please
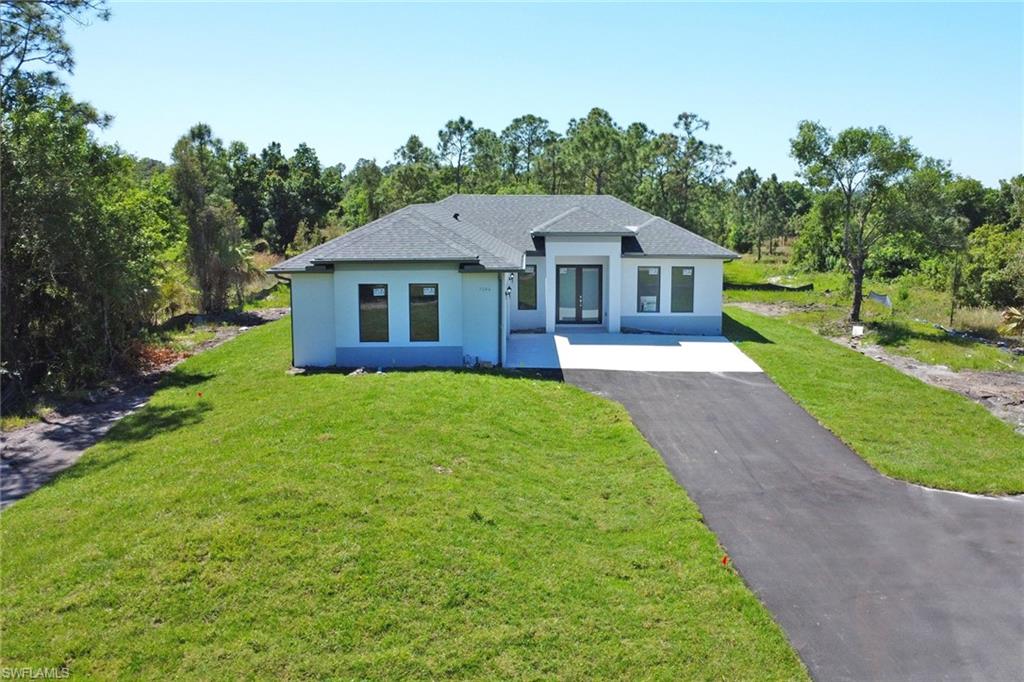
(556, 265, 602, 324)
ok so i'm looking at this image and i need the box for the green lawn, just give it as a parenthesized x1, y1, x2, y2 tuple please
(244, 281, 290, 310)
(724, 257, 1023, 372)
(0, 319, 805, 679)
(725, 307, 1024, 495)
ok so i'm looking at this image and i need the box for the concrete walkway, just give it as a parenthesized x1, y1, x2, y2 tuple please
(506, 332, 761, 372)
(565, 369, 1024, 682)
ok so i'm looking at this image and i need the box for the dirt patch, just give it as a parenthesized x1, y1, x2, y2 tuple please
(836, 338, 1024, 434)
(192, 308, 288, 353)
(730, 301, 824, 318)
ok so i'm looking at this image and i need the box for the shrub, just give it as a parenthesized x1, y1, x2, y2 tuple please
(961, 224, 1024, 308)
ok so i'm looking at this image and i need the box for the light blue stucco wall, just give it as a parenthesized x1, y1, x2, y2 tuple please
(620, 314, 722, 335)
(509, 256, 546, 331)
(620, 257, 725, 335)
(289, 255, 727, 367)
(335, 345, 464, 368)
(291, 272, 336, 367)
(461, 272, 500, 365)
(333, 263, 464, 350)
(333, 263, 491, 368)
(289, 262, 504, 369)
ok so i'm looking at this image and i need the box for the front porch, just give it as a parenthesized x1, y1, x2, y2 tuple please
(509, 237, 625, 334)
(505, 331, 761, 372)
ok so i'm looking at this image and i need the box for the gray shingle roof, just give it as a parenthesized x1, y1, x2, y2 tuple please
(628, 216, 741, 257)
(531, 206, 633, 236)
(270, 194, 736, 273)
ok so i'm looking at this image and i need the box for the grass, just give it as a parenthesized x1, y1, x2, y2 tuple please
(724, 256, 1023, 373)
(0, 319, 806, 679)
(244, 282, 290, 310)
(865, 319, 1024, 372)
(1, 397, 62, 431)
(141, 323, 220, 354)
(725, 307, 1024, 495)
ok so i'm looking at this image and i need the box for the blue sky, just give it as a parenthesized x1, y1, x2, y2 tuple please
(66, 2, 1022, 185)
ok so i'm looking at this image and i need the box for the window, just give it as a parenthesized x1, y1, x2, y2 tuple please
(409, 283, 439, 342)
(359, 284, 388, 342)
(636, 266, 660, 313)
(518, 265, 537, 310)
(671, 266, 695, 313)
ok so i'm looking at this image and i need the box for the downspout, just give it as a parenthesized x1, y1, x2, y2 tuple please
(501, 271, 513, 366)
(497, 273, 503, 367)
(275, 273, 295, 369)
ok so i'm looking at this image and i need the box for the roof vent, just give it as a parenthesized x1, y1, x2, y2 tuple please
(453, 212, 460, 221)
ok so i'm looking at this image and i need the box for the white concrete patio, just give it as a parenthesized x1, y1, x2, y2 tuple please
(505, 332, 762, 372)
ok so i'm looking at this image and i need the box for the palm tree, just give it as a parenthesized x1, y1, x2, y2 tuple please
(998, 307, 1024, 337)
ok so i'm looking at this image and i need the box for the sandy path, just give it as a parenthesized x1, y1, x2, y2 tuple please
(0, 309, 288, 509)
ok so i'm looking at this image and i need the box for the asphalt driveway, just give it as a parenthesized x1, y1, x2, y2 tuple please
(565, 370, 1024, 682)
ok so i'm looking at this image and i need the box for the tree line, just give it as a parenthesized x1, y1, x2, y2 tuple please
(2, 0, 1021, 397)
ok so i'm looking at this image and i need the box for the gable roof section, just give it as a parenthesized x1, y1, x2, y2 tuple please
(270, 194, 736, 273)
(530, 205, 634, 236)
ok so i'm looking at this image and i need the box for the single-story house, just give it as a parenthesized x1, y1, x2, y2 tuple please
(269, 194, 738, 368)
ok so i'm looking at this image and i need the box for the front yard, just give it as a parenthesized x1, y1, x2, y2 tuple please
(0, 320, 805, 679)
